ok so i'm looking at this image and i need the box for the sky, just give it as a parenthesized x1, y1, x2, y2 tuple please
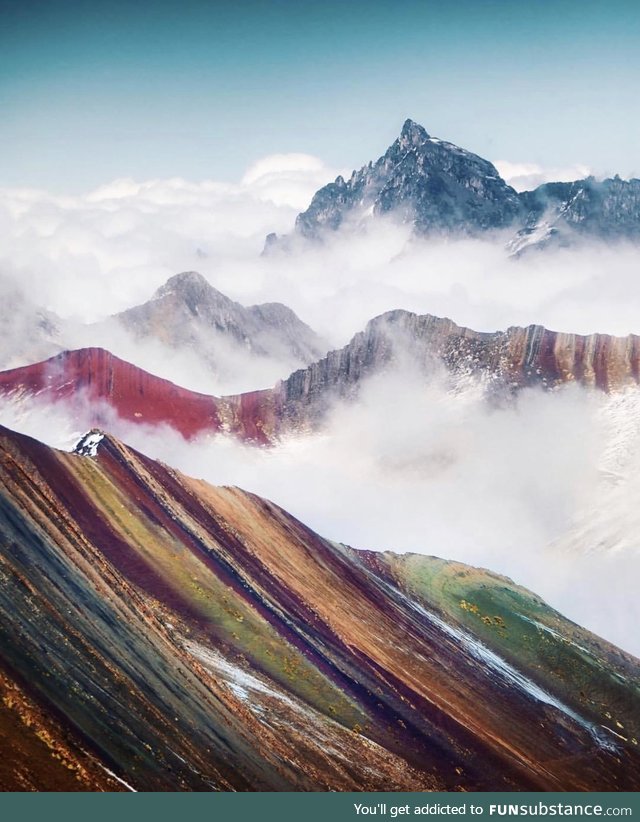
(2, 0, 640, 191)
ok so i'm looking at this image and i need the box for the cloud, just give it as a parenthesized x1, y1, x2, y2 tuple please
(4, 167, 640, 393)
(2, 165, 640, 659)
(0, 153, 341, 325)
(66, 316, 312, 395)
(241, 153, 345, 209)
(2, 161, 640, 353)
(494, 160, 592, 191)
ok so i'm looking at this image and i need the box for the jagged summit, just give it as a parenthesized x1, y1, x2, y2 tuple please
(399, 117, 431, 144)
(294, 119, 522, 240)
(152, 270, 237, 316)
(279, 120, 640, 252)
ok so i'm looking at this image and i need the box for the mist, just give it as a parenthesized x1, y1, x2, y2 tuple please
(2, 158, 640, 656)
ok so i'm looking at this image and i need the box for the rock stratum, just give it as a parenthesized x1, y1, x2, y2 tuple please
(0, 422, 638, 791)
(2, 311, 640, 444)
(0, 347, 278, 444)
(275, 310, 640, 431)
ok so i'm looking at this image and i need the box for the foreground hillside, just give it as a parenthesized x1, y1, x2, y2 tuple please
(0, 424, 638, 791)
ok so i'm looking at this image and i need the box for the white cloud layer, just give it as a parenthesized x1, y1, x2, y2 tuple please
(241, 153, 341, 208)
(2, 161, 640, 658)
(0, 153, 343, 325)
(3, 166, 640, 361)
(494, 160, 592, 191)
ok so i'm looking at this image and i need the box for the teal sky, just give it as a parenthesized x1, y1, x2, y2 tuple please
(1, 0, 639, 191)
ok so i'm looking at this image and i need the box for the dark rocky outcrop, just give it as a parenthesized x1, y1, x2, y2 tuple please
(295, 120, 523, 240)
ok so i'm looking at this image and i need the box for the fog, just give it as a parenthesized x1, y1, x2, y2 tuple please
(65, 316, 316, 395)
(1, 154, 640, 656)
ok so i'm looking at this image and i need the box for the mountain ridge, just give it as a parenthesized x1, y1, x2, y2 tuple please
(3, 309, 640, 443)
(0, 271, 329, 397)
(0, 347, 276, 443)
(276, 309, 640, 432)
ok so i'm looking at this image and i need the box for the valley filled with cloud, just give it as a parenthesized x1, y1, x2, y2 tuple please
(2, 155, 640, 655)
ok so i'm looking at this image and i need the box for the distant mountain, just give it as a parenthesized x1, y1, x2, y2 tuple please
(0, 272, 328, 396)
(272, 119, 640, 253)
(510, 175, 640, 254)
(113, 270, 327, 371)
(0, 421, 638, 790)
(274, 310, 640, 434)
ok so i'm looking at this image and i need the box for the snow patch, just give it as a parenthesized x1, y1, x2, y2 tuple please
(73, 430, 105, 457)
(184, 640, 298, 709)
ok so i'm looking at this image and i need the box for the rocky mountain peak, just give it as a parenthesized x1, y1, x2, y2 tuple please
(113, 272, 328, 375)
(399, 117, 431, 146)
(279, 120, 640, 253)
(293, 119, 523, 240)
(159, 270, 208, 291)
(154, 270, 230, 311)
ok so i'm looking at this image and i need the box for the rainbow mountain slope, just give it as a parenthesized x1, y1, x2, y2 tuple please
(0, 424, 638, 791)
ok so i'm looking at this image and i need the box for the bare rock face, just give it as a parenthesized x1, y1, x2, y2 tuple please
(275, 311, 640, 432)
(511, 176, 640, 254)
(295, 119, 523, 240)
